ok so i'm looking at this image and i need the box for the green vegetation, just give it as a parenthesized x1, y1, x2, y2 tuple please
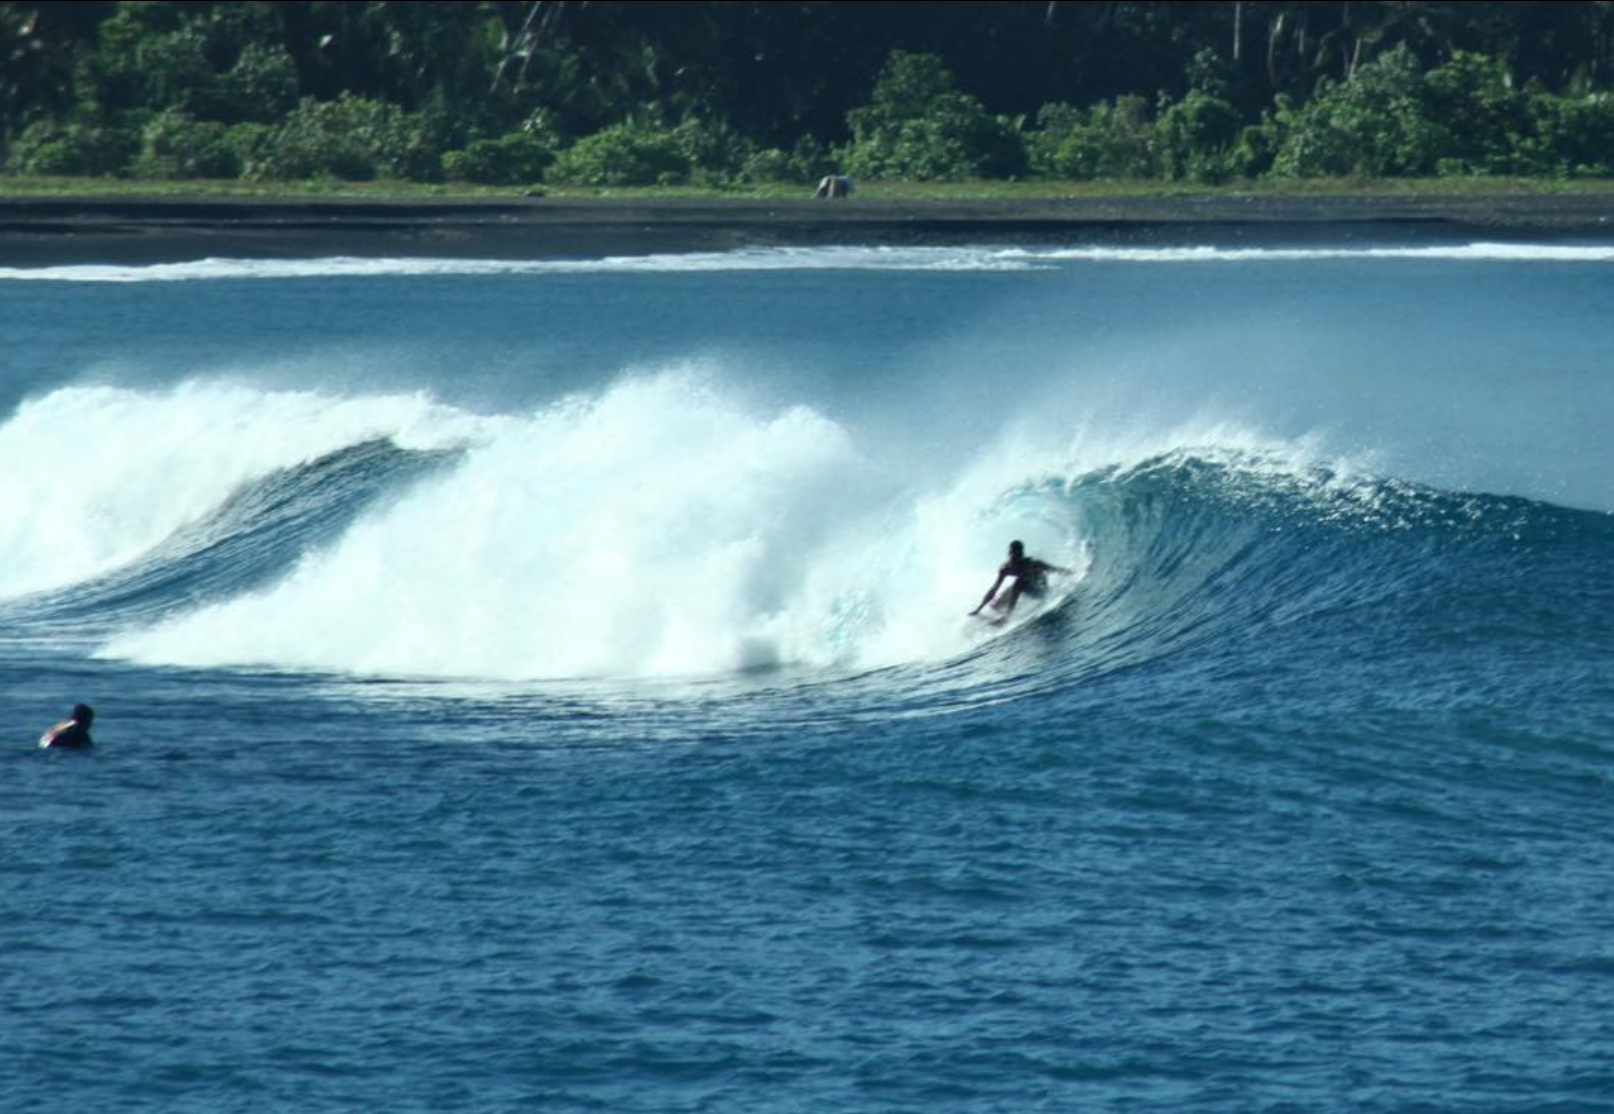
(10, 173, 1614, 207)
(3, 2, 1613, 191)
(839, 51, 1026, 181)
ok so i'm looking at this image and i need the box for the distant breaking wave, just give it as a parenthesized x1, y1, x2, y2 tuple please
(2, 242, 1613, 282)
(1034, 242, 1614, 263)
(0, 247, 1040, 282)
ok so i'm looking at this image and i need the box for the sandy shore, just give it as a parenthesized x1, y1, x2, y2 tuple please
(2, 192, 1613, 265)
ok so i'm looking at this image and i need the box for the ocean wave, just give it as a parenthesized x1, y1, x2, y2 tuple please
(1031, 242, 1614, 263)
(0, 372, 1573, 691)
(3, 241, 1611, 284)
(0, 246, 1045, 283)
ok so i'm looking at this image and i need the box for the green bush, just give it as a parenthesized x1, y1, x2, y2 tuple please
(787, 135, 832, 179)
(251, 94, 443, 181)
(1234, 103, 1288, 178)
(6, 118, 137, 176)
(667, 116, 754, 185)
(1422, 51, 1526, 173)
(740, 139, 839, 186)
(839, 51, 1027, 180)
(547, 120, 691, 186)
(444, 131, 556, 184)
(133, 108, 239, 179)
(1029, 97, 1157, 179)
(1271, 46, 1446, 177)
(1519, 91, 1614, 176)
(1264, 45, 1607, 180)
(223, 121, 274, 177)
(1156, 91, 1241, 182)
(741, 147, 795, 183)
(1031, 90, 1239, 183)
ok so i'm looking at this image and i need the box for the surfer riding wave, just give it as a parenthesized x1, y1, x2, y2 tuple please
(970, 541, 1070, 619)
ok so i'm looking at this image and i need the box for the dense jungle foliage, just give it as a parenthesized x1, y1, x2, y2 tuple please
(3, 1, 1614, 186)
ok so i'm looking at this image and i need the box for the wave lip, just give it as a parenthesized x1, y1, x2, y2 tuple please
(8, 439, 456, 639)
(0, 382, 486, 601)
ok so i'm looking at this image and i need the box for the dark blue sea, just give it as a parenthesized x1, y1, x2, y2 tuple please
(3, 241, 1613, 1111)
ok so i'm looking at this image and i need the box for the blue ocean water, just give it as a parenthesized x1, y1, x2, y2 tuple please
(3, 241, 1614, 1111)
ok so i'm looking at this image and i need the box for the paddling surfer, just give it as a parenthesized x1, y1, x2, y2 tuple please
(970, 541, 1069, 618)
(39, 704, 94, 749)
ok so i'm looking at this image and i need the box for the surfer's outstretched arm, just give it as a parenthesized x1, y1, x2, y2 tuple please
(970, 572, 1007, 616)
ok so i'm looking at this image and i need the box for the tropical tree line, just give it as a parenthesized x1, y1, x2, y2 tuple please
(3, 0, 1614, 186)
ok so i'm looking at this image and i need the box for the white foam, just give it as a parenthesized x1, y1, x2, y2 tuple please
(1029, 242, 1614, 263)
(0, 246, 1042, 283)
(3, 241, 1611, 283)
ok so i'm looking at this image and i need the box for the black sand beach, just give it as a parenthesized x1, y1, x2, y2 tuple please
(2, 192, 1613, 265)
